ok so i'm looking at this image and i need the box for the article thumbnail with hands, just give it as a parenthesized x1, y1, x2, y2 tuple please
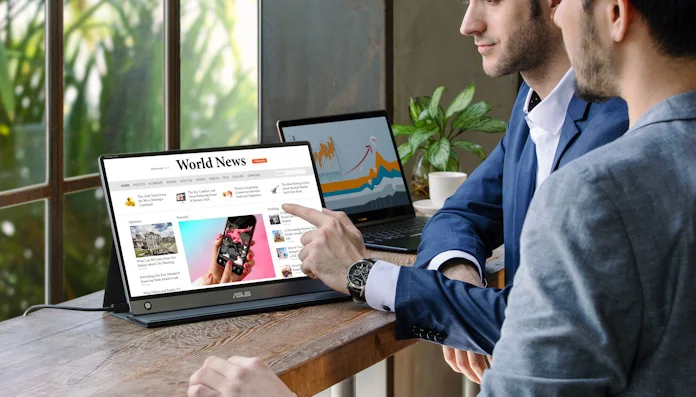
(217, 215, 257, 277)
(179, 215, 276, 286)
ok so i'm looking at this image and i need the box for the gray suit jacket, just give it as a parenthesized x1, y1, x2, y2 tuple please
(480, 90, 696, 396)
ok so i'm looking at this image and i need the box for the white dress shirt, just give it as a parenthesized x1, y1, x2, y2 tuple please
(364, 69, 577, 313)
(525, 68, 577, 188)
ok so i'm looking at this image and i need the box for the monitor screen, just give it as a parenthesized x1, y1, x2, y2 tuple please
(100, 145, 323, 299)
(281, 116, 411, 215)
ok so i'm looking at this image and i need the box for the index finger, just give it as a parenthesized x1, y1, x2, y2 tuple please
(211, 234, 223, 261)
(282, 203, 332, 227)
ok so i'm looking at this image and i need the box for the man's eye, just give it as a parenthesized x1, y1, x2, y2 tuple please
(464, 0, 500, 5)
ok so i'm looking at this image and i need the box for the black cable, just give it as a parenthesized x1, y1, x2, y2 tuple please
(23, 303, 130, 316)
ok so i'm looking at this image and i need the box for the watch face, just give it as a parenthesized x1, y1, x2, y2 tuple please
(348, 261, 372, 287)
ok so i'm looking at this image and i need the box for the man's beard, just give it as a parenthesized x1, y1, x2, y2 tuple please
(487, 15, 551, 77)
(574, 15, 620, 102)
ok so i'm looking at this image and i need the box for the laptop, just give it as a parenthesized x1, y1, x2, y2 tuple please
(277, 110, 429, 253)
(98, 142, 347, 327)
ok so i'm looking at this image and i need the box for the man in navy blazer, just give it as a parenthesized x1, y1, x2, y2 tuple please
(285, 0, 629, 382)
(286, 0, 628, 383)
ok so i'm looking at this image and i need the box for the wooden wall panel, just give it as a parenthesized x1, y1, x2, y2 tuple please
(260, 0, 388, 144)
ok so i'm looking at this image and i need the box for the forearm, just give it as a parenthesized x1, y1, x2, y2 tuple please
(416, 213, 500, 270)
(441, 259, 484, 287)
(364, 258, 484, 313)
(414, 140, 507, 269)
(365, 260, 501, 354)
(395, 266, 510, 355)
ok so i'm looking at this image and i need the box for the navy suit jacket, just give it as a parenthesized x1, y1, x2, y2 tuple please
(394, 83, 629, 355)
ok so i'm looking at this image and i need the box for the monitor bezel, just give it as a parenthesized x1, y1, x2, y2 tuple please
(98, 141, 335, 316)
(276, 110, 416, 225)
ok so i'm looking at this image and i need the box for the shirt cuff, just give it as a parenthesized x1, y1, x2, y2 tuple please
(365, 260, 401, 312)
(427, 250, 484, 283)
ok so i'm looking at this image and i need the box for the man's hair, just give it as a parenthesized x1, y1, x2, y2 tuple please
(583, 0, 696, 58)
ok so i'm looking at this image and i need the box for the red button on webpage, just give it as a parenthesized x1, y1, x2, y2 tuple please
(252, 158, 267, 164)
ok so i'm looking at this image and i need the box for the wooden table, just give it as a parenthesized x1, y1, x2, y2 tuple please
(0, 248, 504, 397)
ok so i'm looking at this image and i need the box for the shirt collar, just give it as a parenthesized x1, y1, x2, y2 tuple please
(524, 68, 577, 136)
(628, 90, 696, 134)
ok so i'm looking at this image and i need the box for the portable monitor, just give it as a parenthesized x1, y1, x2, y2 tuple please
(99, 142, 346, 327)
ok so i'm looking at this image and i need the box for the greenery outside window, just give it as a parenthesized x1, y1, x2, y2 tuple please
(0, 0, 258, 321)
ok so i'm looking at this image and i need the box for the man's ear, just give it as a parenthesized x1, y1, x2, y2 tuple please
(549, 0, 562, 22)
(610, 0, 633, 43)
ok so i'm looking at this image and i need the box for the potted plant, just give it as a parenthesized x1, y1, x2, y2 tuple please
(392, 84, 507, 197)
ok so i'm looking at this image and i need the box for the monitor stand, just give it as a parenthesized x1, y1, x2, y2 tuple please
(102, 243, 348, 328)
(103, 243, 127, 310)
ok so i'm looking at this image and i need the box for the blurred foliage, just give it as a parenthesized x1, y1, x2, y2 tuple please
(0, 0, 46, 191)
(180, 0, 257, 149)
(0, 202, 45, 320)
(0, 0, 47, 320)
(63, 0, 165, 177)
(0, 0, 258, 320)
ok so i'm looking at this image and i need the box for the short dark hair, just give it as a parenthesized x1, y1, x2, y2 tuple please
(583, 0, 696, 58)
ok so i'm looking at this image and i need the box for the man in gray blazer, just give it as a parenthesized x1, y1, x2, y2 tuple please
(186, 0, 696, 395)
(479, 0, 696, 395)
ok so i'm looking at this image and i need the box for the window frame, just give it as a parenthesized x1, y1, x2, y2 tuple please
(0, 0, 184, 303)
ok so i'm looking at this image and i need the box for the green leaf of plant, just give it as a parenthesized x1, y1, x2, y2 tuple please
(409, 126, 437, 152)
(0, 42, 16, 119)
(409, 97, 431, 128)
(452, 140, 488, 160)
(415, 96, 431, 110)
(445, 83, 475, 120)
(427, 138, 451, 170)
(452, 101, 491, 130)
(436, 107, 446, 132)
(398, 142, 414, 164)
(392, 124, 416, 136)
(417, 108, 433, 123)
(446, 150, 460, 172)
(429, 86, 445, 119)
(462, 116, 507, 133)
(409, 98, 421, 125)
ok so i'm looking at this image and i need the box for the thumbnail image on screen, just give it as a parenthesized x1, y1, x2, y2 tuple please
(217, 215, 256, 275)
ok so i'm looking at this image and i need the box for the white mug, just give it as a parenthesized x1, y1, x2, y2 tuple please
(429, 171, 468, 208)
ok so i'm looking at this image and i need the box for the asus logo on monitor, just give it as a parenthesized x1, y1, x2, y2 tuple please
(233, 291, 252, 299)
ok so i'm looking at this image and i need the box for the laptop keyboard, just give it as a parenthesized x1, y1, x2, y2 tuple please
(359, 217, 429, 243)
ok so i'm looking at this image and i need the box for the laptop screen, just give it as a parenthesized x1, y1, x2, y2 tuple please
(280, 114, 411, 216)
(100, 145, 323, 299)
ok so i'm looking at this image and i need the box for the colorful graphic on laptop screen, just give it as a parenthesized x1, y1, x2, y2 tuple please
(282, 117, 409, 215)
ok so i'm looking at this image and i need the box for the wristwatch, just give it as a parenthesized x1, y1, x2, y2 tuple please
(346, 258, 377, 303)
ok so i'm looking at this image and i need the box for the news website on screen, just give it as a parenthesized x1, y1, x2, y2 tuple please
(101, 146, 322, 298)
